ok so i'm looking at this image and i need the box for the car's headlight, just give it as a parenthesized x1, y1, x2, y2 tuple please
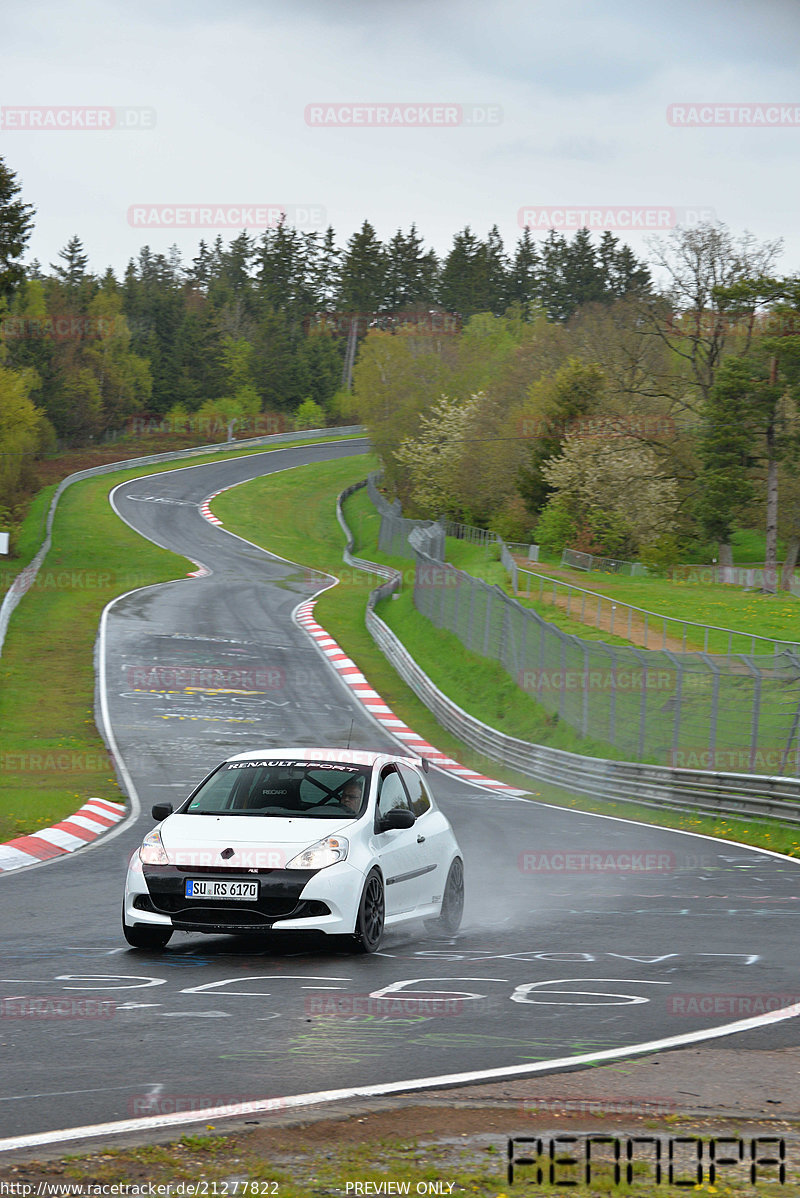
(139, 828, 169, 865)
(286, 836, 348, 870)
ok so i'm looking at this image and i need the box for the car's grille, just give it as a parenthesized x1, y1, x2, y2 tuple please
(155, 895, 298, 917)
(172, 907, 275, 927)
(169, 900, 330, 932)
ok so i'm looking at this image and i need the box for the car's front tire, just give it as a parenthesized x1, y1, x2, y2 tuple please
(122, 909, 173, 950)
(351, 869, 384, 953)
(426, 857, 464, 936)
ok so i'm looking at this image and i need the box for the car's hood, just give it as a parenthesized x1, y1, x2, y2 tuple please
(157, 813, 354, 870)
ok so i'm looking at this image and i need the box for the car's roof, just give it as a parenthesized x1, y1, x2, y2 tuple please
(224, 747, 422, 769)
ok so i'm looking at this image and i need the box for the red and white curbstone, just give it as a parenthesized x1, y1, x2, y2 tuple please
(199, 491, 224, 527)
(0, 798, 127, 874)
(295, 599, 526, 797)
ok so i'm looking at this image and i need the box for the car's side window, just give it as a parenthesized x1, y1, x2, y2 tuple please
(398, 764, 432, 817)
(376, 768, 412, 821)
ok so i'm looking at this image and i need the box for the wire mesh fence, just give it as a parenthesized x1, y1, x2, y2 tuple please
(561, 547, 647, 575)
(368, 473, 447, 560)
(406, 524, 800, 775)
(514, 567, 800, 656)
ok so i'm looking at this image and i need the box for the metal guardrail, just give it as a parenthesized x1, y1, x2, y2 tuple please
(515, 565, 800, 656)
(337, 480, 800, 825)
(0, 425, 364, 661)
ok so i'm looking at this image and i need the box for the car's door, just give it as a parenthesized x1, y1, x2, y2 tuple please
(397, 763, 444, 908)
(373, 766, 426, 916)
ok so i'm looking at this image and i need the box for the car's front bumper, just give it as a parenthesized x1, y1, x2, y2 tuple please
(123, 855, 367, 935)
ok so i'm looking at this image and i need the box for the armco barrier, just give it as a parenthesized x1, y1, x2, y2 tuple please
(0, 426, 363, 660)
(338, 480, 800, 825)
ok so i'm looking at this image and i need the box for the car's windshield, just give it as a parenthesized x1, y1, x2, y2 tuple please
(184, 760, 370, 817)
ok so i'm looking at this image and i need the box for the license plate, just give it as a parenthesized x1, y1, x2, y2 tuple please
(185, 879, 259, 900)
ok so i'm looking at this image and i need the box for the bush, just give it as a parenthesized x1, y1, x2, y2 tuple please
(488, 494, 533, 543)
(639, 534, 682, 576)
(576, 508, 637, 559)
(294, 398, 326, 431)
(535, 500, 577, 553)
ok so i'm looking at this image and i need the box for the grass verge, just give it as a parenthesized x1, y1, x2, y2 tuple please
(1, 1109, 796, 1194)
(0, 435, 363, 842)
(213, 461, 800, 861)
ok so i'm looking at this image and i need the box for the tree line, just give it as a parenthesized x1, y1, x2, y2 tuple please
(350, 225, 800, 589)
(1, 153, 799, 587)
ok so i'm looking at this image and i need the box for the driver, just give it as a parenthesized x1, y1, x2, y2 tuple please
(341, 779, 363, 815)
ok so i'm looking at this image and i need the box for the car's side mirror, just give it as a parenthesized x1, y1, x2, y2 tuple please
(151, 803, 173, 822)
(379, 808, 416, 832)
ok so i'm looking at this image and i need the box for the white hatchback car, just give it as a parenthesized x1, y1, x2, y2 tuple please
(123, 748, 464, 952)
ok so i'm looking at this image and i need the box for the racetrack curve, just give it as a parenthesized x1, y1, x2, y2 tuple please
(1, 437, 799, 1149)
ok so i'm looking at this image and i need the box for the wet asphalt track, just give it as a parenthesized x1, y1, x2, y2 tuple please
(1, 438, 799, 1143)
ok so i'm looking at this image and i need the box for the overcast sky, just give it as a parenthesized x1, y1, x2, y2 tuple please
(4, 0, 800, 277)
